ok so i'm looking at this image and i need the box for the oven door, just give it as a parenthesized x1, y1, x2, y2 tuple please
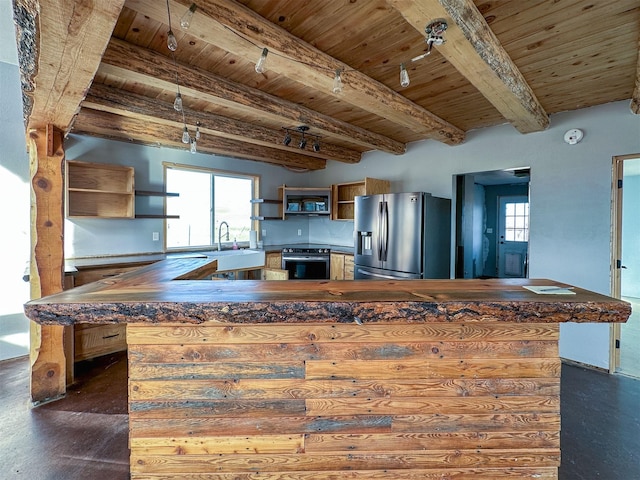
(282, 255, 330, 280)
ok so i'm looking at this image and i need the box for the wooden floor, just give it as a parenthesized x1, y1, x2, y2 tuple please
(1, 352, 639, 479)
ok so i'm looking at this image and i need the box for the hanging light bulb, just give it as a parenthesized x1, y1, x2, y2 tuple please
(173, 92, 183, 112)
(400, 63, 410, 88)
(180, 3, 197, 29)
(255, 48, 268, 74)
(332, 69, 343, 94)
(195, 122, 201, 140)
(190, 138, 197, 154)
(167, 29, 178, 51)
(182, 126, 190, 144)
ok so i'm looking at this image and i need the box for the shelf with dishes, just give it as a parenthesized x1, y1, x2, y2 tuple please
(280, 186, 331, 218)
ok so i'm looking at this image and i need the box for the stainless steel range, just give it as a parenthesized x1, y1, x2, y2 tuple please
(281, 247, 330, 279)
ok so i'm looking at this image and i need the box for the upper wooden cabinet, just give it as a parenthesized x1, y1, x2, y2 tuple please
(66, 161, 135, 218)
(331, 177, 390, 220)
(280, 186, 331, 218)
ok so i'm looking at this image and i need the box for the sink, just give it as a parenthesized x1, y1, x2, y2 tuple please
(207, 249, 265, 272)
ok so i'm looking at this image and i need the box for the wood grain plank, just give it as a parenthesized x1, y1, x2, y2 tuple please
(304, 396, 559, 416)
(126, 323, 560, 344)
(129, 340, 559, 363)
(129, 413, 559, 437)
(129, 377, 559, 401)
(131, 434, 304, 455)
(130, 467, 558, 479)
(130, 449, 560, 473)
(305, 358, 561, 380)
(129, 361, 304, 381)
(129, 399, 306, 419)
(304, 431, 559, 452)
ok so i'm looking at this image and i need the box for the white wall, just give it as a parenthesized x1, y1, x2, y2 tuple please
(307, 100, 640, 370)
(0, 1, 30, 359)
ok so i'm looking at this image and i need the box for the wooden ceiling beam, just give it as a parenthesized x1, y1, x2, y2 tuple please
(100, 38, 404, 155)
(83, 84, 361, 164)
(73, 109, 327, 171)
(14, 0, 126, 133)
(125, 0, 465, 145)
(389, 0, 549, 134)
(631, 33, 640, 114)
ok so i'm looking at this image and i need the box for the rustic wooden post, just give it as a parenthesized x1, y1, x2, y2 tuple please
(28, 125, 69, 404)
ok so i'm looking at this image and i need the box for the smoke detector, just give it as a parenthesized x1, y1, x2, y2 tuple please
(564, 129, 584, 145)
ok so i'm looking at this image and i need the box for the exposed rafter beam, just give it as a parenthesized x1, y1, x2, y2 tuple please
(14, 0, 125, 132)
(83, 84, 361, 164)
(389, 0, 549, 133)
(100, 39, 405, 155)
(126, 0, 465, 145)
(74, 109, 326, 171)
(630, 33, 640, 114)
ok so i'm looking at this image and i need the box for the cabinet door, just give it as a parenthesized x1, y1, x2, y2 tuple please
(330, 253, 345, 280)
(265, 252, 282, 269)
(344, 254, 354, 280)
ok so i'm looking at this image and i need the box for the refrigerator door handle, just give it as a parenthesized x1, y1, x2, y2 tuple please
(381, 201, 389, 262)
(377, 201, 384, 260)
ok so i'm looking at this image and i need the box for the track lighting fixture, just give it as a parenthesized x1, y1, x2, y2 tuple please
(180, 3, 197, 30)
(282, 126, 321, 152)
(332, 69, 343, 94)
(255, 48, 269, 74)
(400, 63, 410, 88)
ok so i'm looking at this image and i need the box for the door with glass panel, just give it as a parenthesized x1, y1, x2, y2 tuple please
(497, 195, 529, 278)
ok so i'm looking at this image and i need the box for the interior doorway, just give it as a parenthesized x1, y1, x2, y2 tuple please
(453, 168, 530, 279)
(611, 154, 640, 378)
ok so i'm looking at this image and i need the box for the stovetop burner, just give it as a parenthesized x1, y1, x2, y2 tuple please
(282, 247, 330, 255)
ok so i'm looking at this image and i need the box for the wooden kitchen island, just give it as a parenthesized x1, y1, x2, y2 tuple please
(25, 257, 631, 479)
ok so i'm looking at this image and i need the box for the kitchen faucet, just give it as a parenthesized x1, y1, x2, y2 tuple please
(218, 221, 229, 250)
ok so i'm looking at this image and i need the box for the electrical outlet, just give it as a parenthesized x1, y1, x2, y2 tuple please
(152, 232, 159, 241)
(297, 229, 302, 236)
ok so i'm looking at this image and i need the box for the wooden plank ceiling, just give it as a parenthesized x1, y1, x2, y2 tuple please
(16, 0, 640, 170)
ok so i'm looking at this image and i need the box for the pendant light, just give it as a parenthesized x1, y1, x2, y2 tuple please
(180, 4, 197, 30)
(332, 69, 343, 94)
(182, 126, 190, 144)
(255, 48, 269, 74)
(173, 92, 183, 111)
(400, 63, 410, 88)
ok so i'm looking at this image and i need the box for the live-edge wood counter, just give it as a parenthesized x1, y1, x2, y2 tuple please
(25, 258, 631, 480)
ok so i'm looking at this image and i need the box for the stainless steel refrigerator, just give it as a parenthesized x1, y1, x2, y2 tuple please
(354, 192, 451, 280)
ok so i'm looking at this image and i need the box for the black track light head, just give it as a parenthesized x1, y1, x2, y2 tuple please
(299, 137, 307, 149)
(283, 132, 292, 146)
(313, 140, 320, 152)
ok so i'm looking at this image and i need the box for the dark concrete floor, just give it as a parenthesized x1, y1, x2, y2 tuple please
(1, 353, 638, 479)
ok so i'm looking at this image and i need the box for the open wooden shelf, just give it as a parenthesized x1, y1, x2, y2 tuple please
(66, 161, 135, 219)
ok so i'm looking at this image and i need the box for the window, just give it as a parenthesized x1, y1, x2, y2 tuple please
(504, 201, 529, 242)
(165, 164, 256, 249)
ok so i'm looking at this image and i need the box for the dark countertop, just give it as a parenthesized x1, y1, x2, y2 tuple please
(24, 256, 631, 327)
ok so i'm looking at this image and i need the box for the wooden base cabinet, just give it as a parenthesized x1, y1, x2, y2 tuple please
(330, 252, 354, 280)
(127, 320, 561, 479)
(73, 261, 152, 362)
